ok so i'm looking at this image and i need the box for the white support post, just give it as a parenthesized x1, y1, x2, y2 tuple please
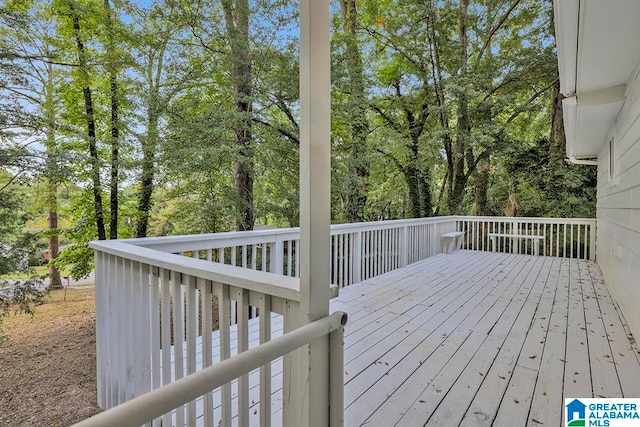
(400, 226, 408, 267)
(353, 231, 362, 284)
(274, 238, 284, 275)
(287, 0, 331, 425)
(590, 221, 597, 261)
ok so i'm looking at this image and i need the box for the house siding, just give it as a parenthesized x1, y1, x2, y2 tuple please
(596, 64, 640, 340)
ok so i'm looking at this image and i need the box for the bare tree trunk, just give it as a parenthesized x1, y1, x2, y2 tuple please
(71, 9, 106, 241)
(104, 0, 119, 239)
(222, 0, 254, 231)
(340, 0, 369, 223)
(45, 67, 61, 288)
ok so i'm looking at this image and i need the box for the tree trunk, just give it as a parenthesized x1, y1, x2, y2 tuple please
(474, 155, 490, 215)
(222, 0, 254, 231)
(340, 0, 369, 223)
(104, 0, 119, 239)
(135, 28, 170, 238)
(448, 0, 470, 215)
(45, 68, 61, 288)
(550, 76, 566, 166)
(404, 164, 422, 218)
(71, 10, 106, 241)
(418, 167, 432, 217)
(135, 105, 158, 238)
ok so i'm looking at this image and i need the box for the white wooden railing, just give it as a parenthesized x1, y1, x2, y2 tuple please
(91, 240, 312, 426)
(88, 215, 595, 426)
(456, 216, 596, 260)
(119, 216, 458, 289)
(74, 311, 347, 427)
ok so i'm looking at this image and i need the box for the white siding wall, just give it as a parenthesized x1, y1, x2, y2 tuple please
(596, 65, 640, 340)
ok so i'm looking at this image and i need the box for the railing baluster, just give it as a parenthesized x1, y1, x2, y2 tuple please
(139, 264, 152, 415)
(252, 244, 258, 270)
(95, 252, 105, 407)
(353, 231, 362, 283)
(184, 276, 198, 425)
(242, 245, 248, 268)
(200, 279, 214, 427)
(342, 233, 347, 285)
(217, 282, 231, 427)
(171, 270, 185, 426)
(384, 228, 389, 273)
(295, 240, 300, 277)
(259, 294, 272, 427)
(184, 275, 197, 426)
(127, 259, 138, 400)
(159, 269, 172, 425)
(237, 287, 250, 427)
(107, 254, 116, 407)
(150, 267, 161, 427)
(333, 235, 338, 286)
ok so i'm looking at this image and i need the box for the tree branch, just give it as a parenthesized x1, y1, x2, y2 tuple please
(375, 147, 405, 173)
(500, 77, 558, 131)
(472, 0, 522, 72)
(253, 118, 299, 145)
(0, 170, 26, 192)
(370, 103, 405, 136)
(0, 51, 79, 67)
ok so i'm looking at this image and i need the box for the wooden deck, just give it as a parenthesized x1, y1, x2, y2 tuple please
(185, 250, 640, 426)
(333, 250, 640, 426)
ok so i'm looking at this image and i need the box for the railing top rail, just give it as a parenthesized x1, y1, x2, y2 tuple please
(116, 216, 460, 250)
(454, 216, 596, 224)
(97, 215, 596, 254)
(72, 311, 347, 427)
(90, 240, 300, 301)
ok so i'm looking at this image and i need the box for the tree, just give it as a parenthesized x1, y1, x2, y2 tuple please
(103, 0, 121, 239)
(362, 1, 435, 218)
(63, 0, 107, 240)
(221, 0, 254, 231)
(130, 1, 193, 237)
(337, 0, 370, 223)
(0, 2, 64, 287)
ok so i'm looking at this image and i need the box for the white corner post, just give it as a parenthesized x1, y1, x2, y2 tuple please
(283, 0, 332, 426)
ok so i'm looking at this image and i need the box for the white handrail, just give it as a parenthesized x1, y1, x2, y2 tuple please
(74, 311, 347, 427)
(90, 240, 300, 301)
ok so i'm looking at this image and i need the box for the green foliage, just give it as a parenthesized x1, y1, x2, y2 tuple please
(0, 0, 598, 278)
(497, 139, 597, 218)
(0, 277, 47, 318)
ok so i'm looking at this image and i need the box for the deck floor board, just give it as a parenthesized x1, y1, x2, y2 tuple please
(178, 250, 640, 427)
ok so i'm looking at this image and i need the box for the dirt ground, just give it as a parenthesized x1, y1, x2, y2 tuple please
(0, 287, 101, 426)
